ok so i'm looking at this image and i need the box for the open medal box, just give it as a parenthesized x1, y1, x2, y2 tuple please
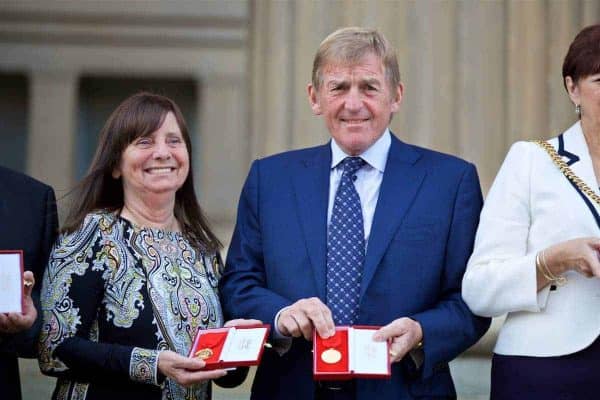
(313, 325, 391, 380)
(188, 324, 270, 370)
(0, 250, 25, 313)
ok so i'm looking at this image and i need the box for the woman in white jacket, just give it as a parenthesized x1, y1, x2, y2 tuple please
(463, 24, 600, 399)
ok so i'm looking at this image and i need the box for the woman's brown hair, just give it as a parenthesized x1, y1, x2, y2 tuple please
(562, 24, 600, 89)
(62, 92, 222, 252)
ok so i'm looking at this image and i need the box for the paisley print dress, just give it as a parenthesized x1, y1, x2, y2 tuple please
(39, 211, 227, 400)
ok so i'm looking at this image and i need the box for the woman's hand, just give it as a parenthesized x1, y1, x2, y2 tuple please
(224, 318, 262, 328)
(543, 237, 600, 277)
(157, 350, 227, 387)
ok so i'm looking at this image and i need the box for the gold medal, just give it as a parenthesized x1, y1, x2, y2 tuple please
(321, 348, 342, 364)
(195, 348, 213, 360)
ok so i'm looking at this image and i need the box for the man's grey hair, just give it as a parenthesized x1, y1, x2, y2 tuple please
(311, 27, 401, 91)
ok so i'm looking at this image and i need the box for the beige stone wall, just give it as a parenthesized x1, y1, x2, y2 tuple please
(2, 1, 599, 398)
(250, 0, 600, 193)
(249, 1, 598, 360)
(1, 0, 598, 230)
(0, 0, 249, 233)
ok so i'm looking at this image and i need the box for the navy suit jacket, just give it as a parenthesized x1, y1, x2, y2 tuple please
(220, 134, 490, 399)
(0, 166, 58, 400)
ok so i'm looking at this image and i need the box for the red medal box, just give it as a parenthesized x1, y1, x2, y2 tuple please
(0, 250, 25, 314)
(188, 324, 270, 370)
(313, 325, 391, 380)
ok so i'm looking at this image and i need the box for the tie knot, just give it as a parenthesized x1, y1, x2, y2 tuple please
(342, 157, 365, 176)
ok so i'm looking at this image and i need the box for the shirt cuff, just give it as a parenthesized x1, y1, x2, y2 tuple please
(272, 307, 293, 355)
(273, 306, 290, 339)
(129, 347, 160, 386)
(408, 348, 424, 369)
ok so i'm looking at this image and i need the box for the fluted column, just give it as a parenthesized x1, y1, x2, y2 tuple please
(506, 1, 548, 145)
(290, 0, 332, 150)
(197, 77, 249, 242)
(250, 0, 294, 158)
(251, 0, 599, 193)
(27, 70, 77, 194)
(399, 1, 458, 153)
(582, 0, 600, 26)
(548, 1, 582, 138)
(457, 1, 506, 191)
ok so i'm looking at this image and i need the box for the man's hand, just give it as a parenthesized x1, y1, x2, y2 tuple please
(0, 271, 37, 334)
(157, 350, 228, 387)
(277, 297, 335, 340)
(372, 317, 423, 363)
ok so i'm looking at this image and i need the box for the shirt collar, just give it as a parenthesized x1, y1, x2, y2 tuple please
(330, 128, 391, 173)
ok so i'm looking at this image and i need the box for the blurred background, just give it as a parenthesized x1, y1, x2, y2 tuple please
(1, 1, 598, 398)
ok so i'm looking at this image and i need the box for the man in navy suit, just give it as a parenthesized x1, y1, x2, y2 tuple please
(220, 27, 490, 399)
(0, 166, 58, 400)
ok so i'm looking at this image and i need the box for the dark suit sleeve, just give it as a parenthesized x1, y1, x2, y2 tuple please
(219, 161, 292, 331)
(18, 185, 58, 358)
(409, 164, 490, 380)
(0, 184, 58, 357)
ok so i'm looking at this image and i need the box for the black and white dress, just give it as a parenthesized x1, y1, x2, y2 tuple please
(39, 211, 240, 400)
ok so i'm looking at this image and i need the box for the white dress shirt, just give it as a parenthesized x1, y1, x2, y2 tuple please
(328, 129, 390, 247)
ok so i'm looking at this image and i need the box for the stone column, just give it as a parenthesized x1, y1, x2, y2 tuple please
(250, 0, 294, 158)
(290, 0, 333, 150)
(27, 70, 78, 195)
(547, 1, 581, 138)
(249, 0, 599, 187)
(582, 0, 600, 26)
(399, 1, 458, 154)
(506, 1, 548, 144)
(196, 77, 249, 246)
(456, 0, 506, 192)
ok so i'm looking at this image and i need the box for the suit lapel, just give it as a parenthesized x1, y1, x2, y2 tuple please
(0, 178, 7, 231)
(360, 136, 425, 299)
(562, 123, 600, 198)
(292, 145, 331, 300)
(555, 123, 600, 230)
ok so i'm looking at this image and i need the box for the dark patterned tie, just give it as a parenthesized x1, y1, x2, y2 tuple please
(326, 156, 365, 325)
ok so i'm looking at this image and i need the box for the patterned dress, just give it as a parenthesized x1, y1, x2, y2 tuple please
(39, 211, 226, 400)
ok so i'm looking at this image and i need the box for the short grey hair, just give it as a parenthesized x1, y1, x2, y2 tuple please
(311, 27, 401, 91)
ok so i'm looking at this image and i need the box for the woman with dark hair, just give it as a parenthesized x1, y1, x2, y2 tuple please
(462, 24, 600, 399)
(38, 92, 257, 400)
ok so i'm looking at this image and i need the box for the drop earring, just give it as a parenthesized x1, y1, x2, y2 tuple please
(575, 104, 581, 116)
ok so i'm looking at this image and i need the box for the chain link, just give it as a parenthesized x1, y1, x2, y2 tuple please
(532, 140, 600, 207)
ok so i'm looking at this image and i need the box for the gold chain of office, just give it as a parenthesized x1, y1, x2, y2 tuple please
(532, 139, 600, 207)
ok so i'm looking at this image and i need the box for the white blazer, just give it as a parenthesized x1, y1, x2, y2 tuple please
(462, 121, 600, 357)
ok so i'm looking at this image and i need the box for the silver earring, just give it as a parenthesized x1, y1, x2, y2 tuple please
(575, 104, 581, 116)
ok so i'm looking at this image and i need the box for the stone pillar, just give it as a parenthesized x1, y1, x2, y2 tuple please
(548, 1, 581, 138)
(250, 0, 294, 157)
(399, 1, 458, 153)
(250, 0, 600, 183)
(289, 0, 333, 150)
(456, 0, 506, 192)
(582, 0, 600, 26)
(196, 77, 249, 246)
(27, 70, 77, 194)
(506, 2, 548, 144)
